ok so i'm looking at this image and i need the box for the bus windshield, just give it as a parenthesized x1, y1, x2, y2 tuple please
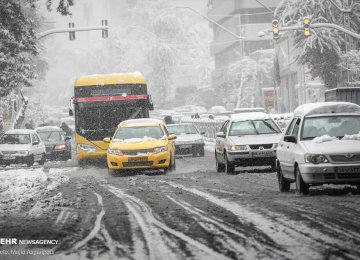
(76, 103, 148, 141)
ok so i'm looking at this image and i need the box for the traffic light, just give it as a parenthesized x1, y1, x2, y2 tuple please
(102, 20, 108, 38)
(272, 19, 280, 40)
(303, 17, 311, 37)
(69, 22, 75, 40)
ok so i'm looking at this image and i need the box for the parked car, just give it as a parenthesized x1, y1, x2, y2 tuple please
(35, 126, 71, 161)
(0, 129, 46, 166)
(276, 102, 360, 194)
(167, 123, 205, 157)
(104, 118, 176, 174)
(215, 112, 282, 174)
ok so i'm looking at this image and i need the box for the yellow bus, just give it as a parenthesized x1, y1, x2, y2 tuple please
(71, 72, 154, 165)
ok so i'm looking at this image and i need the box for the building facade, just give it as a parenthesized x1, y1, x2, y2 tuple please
(207, 0, 280, 109)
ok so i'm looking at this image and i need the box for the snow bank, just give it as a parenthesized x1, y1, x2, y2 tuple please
(0, 168, 69, 212)
(342, 132, 360, 141)
(313, 135, 339, 143)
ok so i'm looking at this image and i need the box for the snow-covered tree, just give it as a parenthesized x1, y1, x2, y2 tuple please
(0, 0, 73, 98)
(228, 57, 258, 108)
(341, 50, 360, 81)
(275, 0, 344, 89)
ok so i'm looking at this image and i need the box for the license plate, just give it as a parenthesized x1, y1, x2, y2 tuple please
(128, 156, 148, 162)
(252, 151, 273, 157)
(3, 156, 15, 160)
(335, 167, 360, 174)
(179, 144, 192, 149)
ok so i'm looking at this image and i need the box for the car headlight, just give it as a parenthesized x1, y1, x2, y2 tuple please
(78, 144, 96, 152)
(18, 150, 29, 155)
(54, 144, 66, 150)
(305, 154, 328, 164)
(153, 146, 168, 153)
(108, 149, 123, 155)
(230, 145, 247, 151)
(273, 144, 278, 149)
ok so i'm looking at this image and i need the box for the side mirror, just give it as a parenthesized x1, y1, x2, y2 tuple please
(284, 135, 297, 144)
(65, 136, 71, 141)
(216, 132, 226, 138)
(103, 137, 111, 143)
(201, 132, 205, 135)
(69, 109, 73, 116)
(32, 141, 39, 146)
(168, 134, 177, 140)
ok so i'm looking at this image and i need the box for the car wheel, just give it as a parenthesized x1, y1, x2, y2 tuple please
(169, 155, 176, 172)
(27, 155, 34, 167)
(108, 168, 118, 176)
(277, 165, 290, 192)
(215, 152, 225, 172)
(295, 167, 309, 195)
(270, 161, 276, 172)
(199, 147, 205, 157)
(39, 153, 46, 166)
(225, 153, 235, 174)
(192, 149, 197, 157)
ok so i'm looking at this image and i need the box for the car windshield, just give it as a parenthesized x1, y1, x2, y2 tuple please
(38, 131, 63, 142)
(113, 126, 164, 141)
(0, 134, 31, 144)
(167, 125, 198, 135)
(229, 120, 281, 136)
(302, 115, 360, 140)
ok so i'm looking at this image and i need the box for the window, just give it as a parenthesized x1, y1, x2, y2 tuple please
(220, 121, 229, 133)
(291, 119, 301, 138)
(285, 118, 297, 136)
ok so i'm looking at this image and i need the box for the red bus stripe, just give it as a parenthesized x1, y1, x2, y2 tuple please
(74, 95, 148, 103)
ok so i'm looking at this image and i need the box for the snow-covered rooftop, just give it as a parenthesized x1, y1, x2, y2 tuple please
(230, 112, 271, 121)
(5, 129, 37, 134)
(35, 126, 62, 132)
(293, 102, 360, 117)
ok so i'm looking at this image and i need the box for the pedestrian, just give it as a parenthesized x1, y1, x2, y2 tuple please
(60, 122, 72, 136)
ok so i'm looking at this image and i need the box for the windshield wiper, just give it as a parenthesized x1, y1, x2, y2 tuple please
(250, 121, 259, 135)
(262, 121, 278, 133)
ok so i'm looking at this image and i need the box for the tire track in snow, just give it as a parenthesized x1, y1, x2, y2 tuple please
(69, 192, 127, 259)
(159, 180, 346, 259)
(166, 195, 261, 259)
(106, 184, 230, 260)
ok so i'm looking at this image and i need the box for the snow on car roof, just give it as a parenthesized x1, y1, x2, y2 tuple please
(293, 102, 360, 117)
(35, 126, 62, 132)
(119, 118, 165, 127)
(5, 129, 37, 134)
(230, 112, 271, 122)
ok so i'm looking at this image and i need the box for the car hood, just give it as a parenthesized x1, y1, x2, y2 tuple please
(228, 134, 282, 145)
(109, 139, 168, 150)
(43, 140, 65, 146)
(302, 140, 360, 154)
(0, 144, 32, 151)
(174, 134, 202, 143)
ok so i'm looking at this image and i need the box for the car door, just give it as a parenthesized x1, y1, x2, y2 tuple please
(281, 118, 301, 179)
(216, 120, 229, 163)
(278, 118, 297, 177)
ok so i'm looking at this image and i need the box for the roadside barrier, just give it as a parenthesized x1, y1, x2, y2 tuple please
(180, 118, 225, 139)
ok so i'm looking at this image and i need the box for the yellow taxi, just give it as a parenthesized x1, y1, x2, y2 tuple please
(104, 119, 176, 173)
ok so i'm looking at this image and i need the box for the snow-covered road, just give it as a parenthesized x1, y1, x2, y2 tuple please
(1, 152, 360, 260)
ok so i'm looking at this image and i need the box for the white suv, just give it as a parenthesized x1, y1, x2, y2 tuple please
(276, 102, 360, 194)
(0, 129, 46, 167)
